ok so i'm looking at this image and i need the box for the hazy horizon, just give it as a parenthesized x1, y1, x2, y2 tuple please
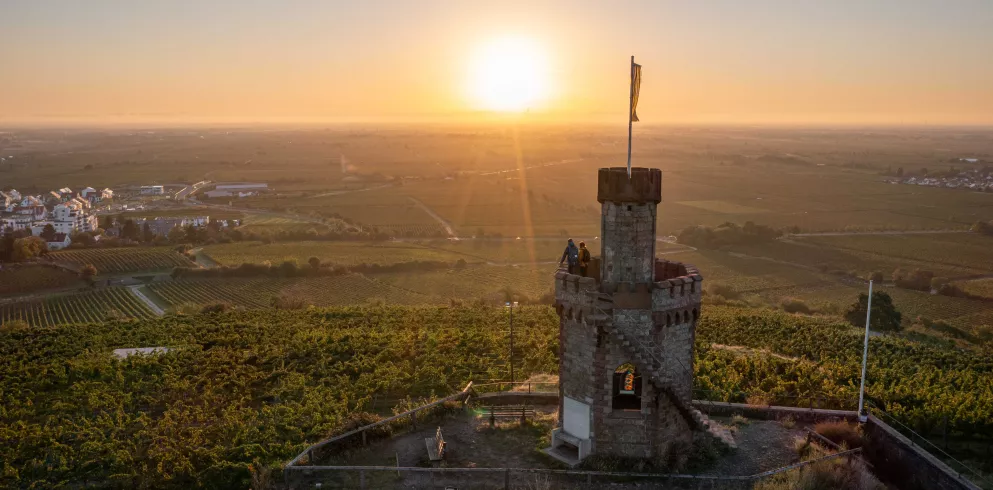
(3, 0, 993, 125)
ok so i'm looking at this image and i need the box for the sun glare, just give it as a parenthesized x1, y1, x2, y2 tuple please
(469, 37, 550, 112)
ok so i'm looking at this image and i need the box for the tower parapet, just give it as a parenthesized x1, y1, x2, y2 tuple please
(548, 167, 716, 467)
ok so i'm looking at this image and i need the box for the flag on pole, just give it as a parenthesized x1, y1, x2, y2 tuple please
(630, 62, 642, 123)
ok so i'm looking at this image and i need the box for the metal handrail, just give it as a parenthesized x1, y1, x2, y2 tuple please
(286, 382, 473, 467)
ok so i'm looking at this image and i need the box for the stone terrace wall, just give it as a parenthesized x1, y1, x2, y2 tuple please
(863, 415, 982, 490)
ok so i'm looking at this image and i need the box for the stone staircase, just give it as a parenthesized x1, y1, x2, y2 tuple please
(593, 299, 737, 451)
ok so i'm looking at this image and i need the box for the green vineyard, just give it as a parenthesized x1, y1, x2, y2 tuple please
(47, 247, 195, 274)
(0, 287, 156, 326)
(147, 274, 433, 309)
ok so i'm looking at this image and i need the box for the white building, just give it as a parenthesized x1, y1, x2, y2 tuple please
(140, 185, 165, 195)
(215, 183, 268, 191)
(46, 233, 72, 250)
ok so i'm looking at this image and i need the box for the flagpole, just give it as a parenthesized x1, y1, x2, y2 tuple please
(627, 55, 634, 178)
(857, 280, 873, 422)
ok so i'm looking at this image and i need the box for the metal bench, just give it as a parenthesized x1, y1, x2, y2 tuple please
(425, 427, 446, 461)
(486, 405, 536, 427)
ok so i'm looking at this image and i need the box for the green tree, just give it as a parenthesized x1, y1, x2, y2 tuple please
(845, 291, 902, 332)
(80, 264, 98, 285)
(100, 215, 116, 230)
(121, 219, 140, 240)
(167, 226, 185, 244)
(142, 222, 155, 242)
(39, 224, 57, 242)
(307, 256, 321, 270)
(11, 236, 47, 262)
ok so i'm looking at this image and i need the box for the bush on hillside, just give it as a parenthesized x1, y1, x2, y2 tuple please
(271, 294, 309, 310)
(200, 302, 232, 314)
(844, 291, 902, 332)
(813, 421, 864, 449)
(677, 221, 781, 249)
(892, 268, 933, 291)
(971, 220, 993, 236)
(780, 297, 812, 314)
(706, 282, 740, 300)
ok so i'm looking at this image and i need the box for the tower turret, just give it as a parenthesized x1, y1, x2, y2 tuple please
(546, 167, 724, 468)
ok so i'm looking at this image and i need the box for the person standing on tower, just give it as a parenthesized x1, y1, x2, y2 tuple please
(577, 241, 591, 277)
(559, 238, 579, 273)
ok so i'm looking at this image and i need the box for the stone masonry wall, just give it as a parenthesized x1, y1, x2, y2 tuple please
(600, 202, 657, 287)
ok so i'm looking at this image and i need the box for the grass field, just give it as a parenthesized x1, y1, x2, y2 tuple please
(794, 233, 993, 278)
(201, 240, 469, 266)
(147, 275, 432, 309)
(0, 266, 82, 296)
(0, 287, 156, 326)
(47, 247, 196, 274)
(960, 279, 993, 299)
(370, 264, 556, 303)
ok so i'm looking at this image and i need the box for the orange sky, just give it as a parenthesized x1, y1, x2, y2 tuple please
(1, 0, 992, 125)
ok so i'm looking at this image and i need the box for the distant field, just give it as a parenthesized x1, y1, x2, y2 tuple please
(0, 266, 81, 296)
(794, 233, 993, 278)
(0, 287, 156, 326)
(115, 206, 243, 220)
(960, 278, 993, 299)
(201, 241, 468, 266)
(147, 275, 431, 309)
(47, 247, 195, 274)
(371, 264, 556, 303)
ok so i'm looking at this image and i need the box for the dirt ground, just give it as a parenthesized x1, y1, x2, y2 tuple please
(297, 409, 809, 489)
(696, 415, 809, 477)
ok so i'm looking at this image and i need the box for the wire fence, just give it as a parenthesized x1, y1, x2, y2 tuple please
(284, 448, 864, 490)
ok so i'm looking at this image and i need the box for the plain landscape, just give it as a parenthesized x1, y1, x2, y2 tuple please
(2, 124, 992, 488)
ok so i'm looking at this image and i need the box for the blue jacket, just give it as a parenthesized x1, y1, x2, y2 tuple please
(560, 243, 579, 265)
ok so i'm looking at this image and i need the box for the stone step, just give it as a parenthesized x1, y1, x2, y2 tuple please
(543, 446, 582, 468)
(692, 409, 737, 451)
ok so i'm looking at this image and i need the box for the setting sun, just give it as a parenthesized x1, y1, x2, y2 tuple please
(468, 37, 550, 112)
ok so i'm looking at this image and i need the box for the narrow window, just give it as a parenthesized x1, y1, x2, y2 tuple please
(612, 363, 642, 410)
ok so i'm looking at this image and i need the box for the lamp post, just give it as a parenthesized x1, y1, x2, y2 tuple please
(505, 301, 518, 384)
(857, 280, 873, 423)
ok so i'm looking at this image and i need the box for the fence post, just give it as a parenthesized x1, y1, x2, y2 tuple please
(362, 430, 367, 446)
(359, 469, 366, 489)
(942, 415, 948, 449)
(504, 468, 510, 490)
(411, 412, 417, 429)
(307, 448, 314, 465)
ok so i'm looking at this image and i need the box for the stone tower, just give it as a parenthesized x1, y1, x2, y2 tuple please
(547, 167, 707, 466)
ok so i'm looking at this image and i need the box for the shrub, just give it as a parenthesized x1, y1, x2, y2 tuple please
(780, 297, 812, 314)
(844, 292, 902, 332)
(677, 221, 781, 248)
(706, 282, 739, 300)
(813, 421, 864, 449)
(0, 320, 30, 332)
(868, 271, 884, 282)
(271, 294, 308, 310)
(200, 302, 231, 314)
(892, 268, 933, 291)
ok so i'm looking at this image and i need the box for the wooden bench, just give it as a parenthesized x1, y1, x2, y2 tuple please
(425, 427, 446, 461)
(486, 405, 536, 427)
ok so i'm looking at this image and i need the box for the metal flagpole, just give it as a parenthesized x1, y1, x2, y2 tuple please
(627, 55, 634, 178)
(857, 280, 873, 422)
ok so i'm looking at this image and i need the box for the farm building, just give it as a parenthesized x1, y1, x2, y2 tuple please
(140, 185, 165, 195)
(46, 233, 72, 251)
